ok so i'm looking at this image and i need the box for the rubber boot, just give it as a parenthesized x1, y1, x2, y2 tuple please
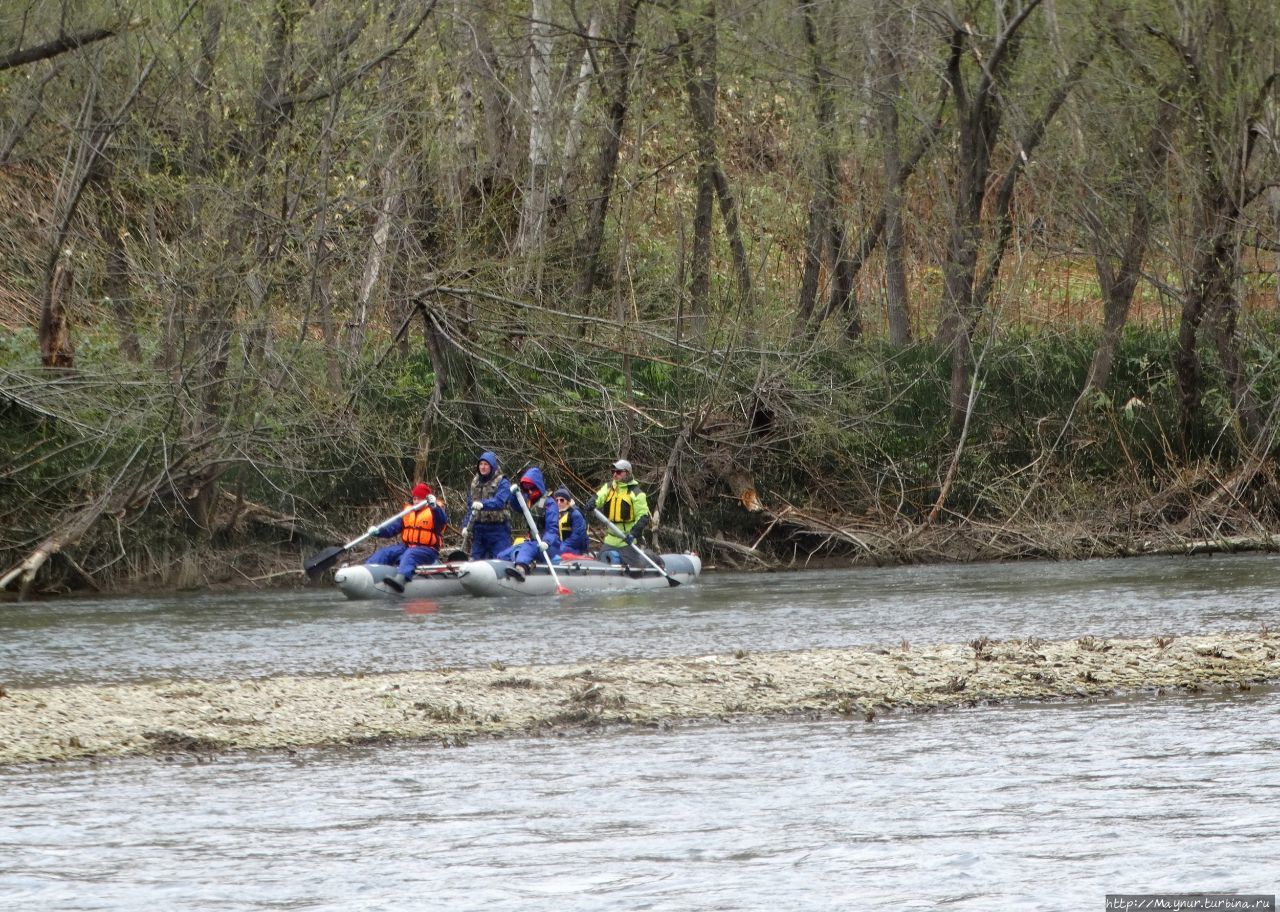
(385, 572, 407, 593)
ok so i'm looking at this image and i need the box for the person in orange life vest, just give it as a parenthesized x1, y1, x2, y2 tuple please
(499, 467, 558, 581)
(366, 482, 449, 593)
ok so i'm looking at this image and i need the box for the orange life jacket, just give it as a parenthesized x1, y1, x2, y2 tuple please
(401, 504, 443, 548)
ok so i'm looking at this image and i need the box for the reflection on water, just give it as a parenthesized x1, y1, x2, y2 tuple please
(2, 552, 1279, 686)
(2, 687, 1276, 910)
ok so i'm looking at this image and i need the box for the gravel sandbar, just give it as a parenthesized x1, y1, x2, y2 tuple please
(2, 631, 1276, 766)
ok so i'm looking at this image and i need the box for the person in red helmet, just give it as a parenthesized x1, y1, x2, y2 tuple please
(365, 482, 449, 592)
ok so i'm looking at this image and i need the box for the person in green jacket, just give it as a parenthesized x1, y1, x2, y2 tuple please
(594, 458, 651, 565)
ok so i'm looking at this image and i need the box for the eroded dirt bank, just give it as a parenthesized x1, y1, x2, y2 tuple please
(2, 631, 1276, 766)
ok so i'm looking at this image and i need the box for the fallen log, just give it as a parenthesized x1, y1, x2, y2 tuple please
(0, 498, 112, 598)
(702, 536, 776, 569)
(0, 446, 241, 599)
(0, 443, 143, 598)
(1122, 532, 1280, 558)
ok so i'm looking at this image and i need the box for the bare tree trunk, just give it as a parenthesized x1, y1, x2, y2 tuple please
(792, 0, 838, 337)
(450, 0, 478, 211)
(0, 23, 122, 72)
(572, 0, 641, 302)
(447, 8, 518, 193)
(971, 46, 1094, 311)
(1174, 235, 1212, 451)
(937, 90, 1000, 428)
(93, 171, 141, 362)
(303, 91, 345, 391)
(812, 60, 950, 343)
(1177, 207, 1261, 449)
(1081, 95, 1176, 395)
(413, 301, 451, 482)
(1085, 200, 1155, 395)
(353, 1, 413, 356)
(687, 164, 714, 339)
(163, 0, 220, 385)
(354, 146, 402, 356)
(795, 194, 827, 334)
(83, 91, 142, 365)
(935, 4, 1041, 432)
(1206, 237, 1261, 444)
(677, 0, 749, 338)
(191, 0, 294, 444)
(828, 221, 860, 340)
(559, 12, 601, 197)
(711, 162, 751, 303)
(517, 0, 555, 253)
(876, 1, 910, 345)
(1161, 8, 1273, 452)
(680, 0, 718, 337)
(40, 253, 75, 368)
(1271, 187, 1280, 306)
(39, 48, 158, 371)
(191, 2, 223, 171)
(475, 23, 518, 182)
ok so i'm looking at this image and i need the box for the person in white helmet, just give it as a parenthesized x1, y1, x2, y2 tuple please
(593, 458, 651, 564)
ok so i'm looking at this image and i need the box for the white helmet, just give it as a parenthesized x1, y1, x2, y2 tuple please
(612, 459, 632, 472)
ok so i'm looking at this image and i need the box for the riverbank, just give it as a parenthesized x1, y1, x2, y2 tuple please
(2, 630, 1275, 766)
(14, 519, 1280, 602)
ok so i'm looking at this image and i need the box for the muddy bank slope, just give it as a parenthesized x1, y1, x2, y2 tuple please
(2, 631, 1276, 766)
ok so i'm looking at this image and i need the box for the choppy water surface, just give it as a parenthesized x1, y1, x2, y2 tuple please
(3, 688, 1277, 910)
(3, 555, 1280, 908)
(2, 552, 1278, 686)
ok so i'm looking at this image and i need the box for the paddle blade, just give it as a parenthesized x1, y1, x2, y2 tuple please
(556, 585, 571, 595)
(665, 575, 681, 586)
(303, 545, 347, 578)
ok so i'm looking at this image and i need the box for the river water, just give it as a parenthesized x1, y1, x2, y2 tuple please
(3, 554, 1279, 909)
(2, 553, 1278, 686)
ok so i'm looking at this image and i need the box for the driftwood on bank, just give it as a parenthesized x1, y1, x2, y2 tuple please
(699, 493, 903, 569)
(0, 495, 113, 598)
(0, 443, 293, 599)
(0, 444, 144, 599)
(1120, 533, 1280, 558)
(701, 479, 1280, 570)
(702, 536, 775, 569)
(218, 490, 301, 539)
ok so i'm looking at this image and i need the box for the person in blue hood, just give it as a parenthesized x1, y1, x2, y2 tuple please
(502, 467, 558, 581)
(460, 451, 512, 559)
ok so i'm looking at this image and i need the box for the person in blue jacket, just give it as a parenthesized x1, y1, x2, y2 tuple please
(505, 474, 595, 581)
(460, 451, 512, 560)
(366, 482, 449, 593)
(503, 467, 557, 580)
(550, 486, 590, 557)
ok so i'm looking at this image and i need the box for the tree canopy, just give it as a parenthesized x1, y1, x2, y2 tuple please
(2, 0, 1279, 594)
